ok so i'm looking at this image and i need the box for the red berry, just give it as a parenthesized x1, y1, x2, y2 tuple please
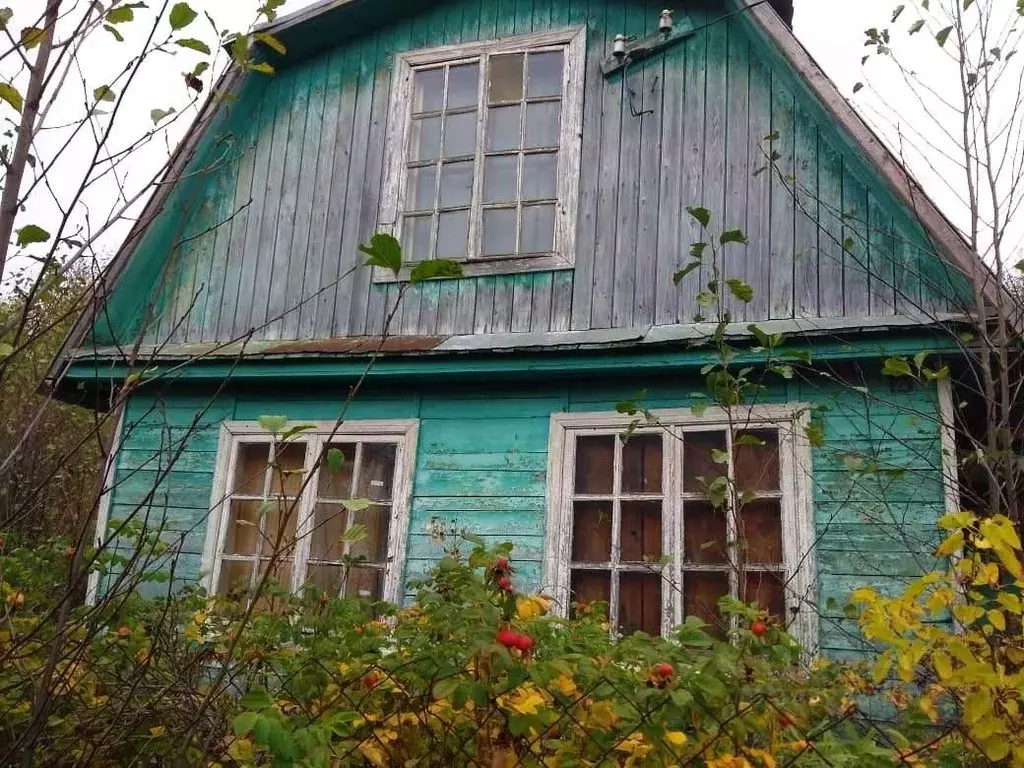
(751, 620, 767, 637)
(495, 556, 509, 570)
(655, 663, 673, 678)
(496, 629, 519, 648)
(363, 673, 380, 689)
(514, 634, 534, 652)
(497, 575, 512, 592)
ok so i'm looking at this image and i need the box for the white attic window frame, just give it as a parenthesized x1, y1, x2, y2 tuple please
(542, 405, 819, 650)
(377, 26, 586, 282)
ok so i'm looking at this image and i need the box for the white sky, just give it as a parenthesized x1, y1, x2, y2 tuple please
(1, 0, 1007, 283)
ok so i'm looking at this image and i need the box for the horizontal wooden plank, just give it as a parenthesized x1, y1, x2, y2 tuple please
(418, 451, 548, 472)
(413, 468, 546, 498)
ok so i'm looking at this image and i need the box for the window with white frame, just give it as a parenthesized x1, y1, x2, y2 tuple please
(379, 28, 586, 278)
(202, 421, 418, 605)
(544, 408, 817, 646)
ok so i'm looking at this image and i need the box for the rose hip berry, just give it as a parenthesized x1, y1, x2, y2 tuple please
(497, 575, 513, 592)
(515, 634, 534, 653)
(363, 673, 380, 689)
(496, 629, 520, 648)
(751, 620, 767, 638)
(655, 663, 674, 678)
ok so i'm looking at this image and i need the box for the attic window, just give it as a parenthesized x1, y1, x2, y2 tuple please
(378, 27, 586, 281)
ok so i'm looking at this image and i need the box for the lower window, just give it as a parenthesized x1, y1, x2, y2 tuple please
(545, 407, 816, 646)
(203, 421, 418, 605)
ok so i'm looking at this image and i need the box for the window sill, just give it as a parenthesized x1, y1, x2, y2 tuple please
(372, 253, 574, 283)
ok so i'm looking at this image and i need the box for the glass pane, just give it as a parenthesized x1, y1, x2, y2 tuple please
(620, 501, 662, 562)
(443, 111, 477, 158)
(402, 214, 433, 262)
(744, 571, 786, 620)
(318, 443, 356, 499)
(357, 443, 398, 502)
(619, 572, 662, 636)
(447, 63, 480, 109)
(684, 571, 730, 638)
(411, 116, 442, 161)
(269, 442, 306, 496)
(574, 435, 614, 494)
(439, 161, 474, 208)
(520, 204, 555, 254)
(257, 556, 293, 587)
(262, 500, 299, 556)
(482, 208, 516, 255)
(524, 102, 560, 148)
(527, 51, 563, 98)
(489, 53, 524, 102)
(621, 434, 663, 494)
(218, 559, 254, 595)
(345, 567, 382, 600)
(233, 443, 269, 496)
(413, 67, 444, 113)
(486, 105, 521, 152)
(683, 502, 728, 565)
(572, 501, 612, 562)
(484, 155, 518, 203)
(683, 431, 728, 495)
(734, 430, 780, 492)
(740, 499, 783, 565)
(306, 563, 344, 596)
(570, 570, 610, 616)
(310, 502, 346, 561)
(223, 499, 261, 555)
(521, 153, 557, 200)
(437, 210, 469, 258)
(406, 166, 437, 212)
(348, 506, 391, 564)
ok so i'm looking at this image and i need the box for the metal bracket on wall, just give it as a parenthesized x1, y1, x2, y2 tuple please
(600, 16, 697, 78)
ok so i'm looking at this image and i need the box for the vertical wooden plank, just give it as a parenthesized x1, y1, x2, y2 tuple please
(490, 274, 515, 333)
(893, 227, 922, 315)
(530, 271, 554, 332)
(842, 167, 870, 317)
(793, 109, 819, 318)
(869, 196, 896, 315)
(769, 81, 795, 319)
(702, 15, 728, 316)
(676, 24, 706, 321)
(722, 21, 749, 320)
(817, 139, 844, 317)
(549, 270, 573, 331)
(745, 54, 771, 322)
(510, 273, 534, 331)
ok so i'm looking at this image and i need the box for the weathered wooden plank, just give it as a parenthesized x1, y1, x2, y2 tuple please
(769, 81, 795, 319)
(675, 26, 706, 322)
(489, 274, 516, 333)
(418, 417, 551, 454)
(745, 47, 771, 321)
(412, 495, 548, 513)
(414, 468, 546, 497)
(817, 138, 844, 317)
(869, 196, 896, 315)
(419, 451, 548, 471)
(549, 270, 573, 331)
(529, 272, 554, 332)
(511, 273, 535, 331)
(893, 229, 922, 315)
(701, 14, 728, 316)
(720, 22, 749, 320)
(793, 107, 818, 317)
(842, 167, 870, 316)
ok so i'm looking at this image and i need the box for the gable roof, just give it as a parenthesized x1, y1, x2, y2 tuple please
(45, 0, 1007, 391)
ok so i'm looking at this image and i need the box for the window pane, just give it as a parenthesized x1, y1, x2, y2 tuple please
(734, 430, 780, 492)
(520, 204, 555, 253)
(447, 63, 480, 109)
(524, 102, 560, 148)
(574, 435, 614, 494)
(406, 166, 437, 212)
(310, 502, 347, 561)
(683, 432, 728, 495)
(484, 155, 518, 203)
(683, 502, 728, 564)
(318, 443, 356, 499)
(487, 105, 521, 152)
(346, 567, 382, 600)
(527, 51, 563, 98)
(257, 557, 293, 587)
(482, 208, 516, 255)
(683, 571, 730, 638)
(413, 67, 444, 113)
(402, 214, 433, 262)
(269, 442, 306, 496)
(572, 501, 612, 562)
(411, 116, 442, 161)
(261, 500, 299, 556)
(489, 53, 524, 102)
(348, 506, 391, 564)
(223, 499, 261, 555)
(744, 571, 786, 620)
(306, 563, 344, 595)
(218, 559, 254, 595)
(570, 570, 610, 616)
(357, 443, 398, 502)
(740, 499, 783, 565)
(521, 152, 557, 200)
(233, 443, 269, 496)
(436, 210, 469, 258)
(619, 572, 661, 636)
(621, 434, 663, 494)
(439, 161, 474, 208)
(443, 111, 477, 158)
(620, 501, 662, 562)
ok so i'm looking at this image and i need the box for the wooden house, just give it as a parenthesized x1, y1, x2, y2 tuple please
(48, 0, 992, 656)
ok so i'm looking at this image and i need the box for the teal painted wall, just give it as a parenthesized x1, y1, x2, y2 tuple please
(91, 0, 971, 350)
(102, 368, 948, 657)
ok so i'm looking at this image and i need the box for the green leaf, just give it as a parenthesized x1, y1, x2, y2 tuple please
(342, 522, 368, 543)
(882, 356, 913, 378)
(240, 688, 274, 711)
(16, 224, 49, 246)
(672, 259, 701, 286)
(689, 241, 707, 258)
(326, 447, 346, 474)
(0, 82, 22, 112)
(696, 290, 716, 308)
(719, 229, 748, 246)
(192, 61, 209, 78)
(341, 498, 372, 512)
(150, 107, 175, 124)
(409, 258, 464, 283)
(359, 233, 402, 275)
(93, 85, 116, 103)
(105, 6, 135, 23)
(891, 4, 905, 21)
(725, 278, 754, 303)
(935, 25, 953, 47)
(168, 2, 197, 30)
(0, 9, 11, 30)
(257, 414, 288, 434)
(233, 711, 258, 737)
(853, 82, 863, 94)
(908, 19, 925, 34)
(247, 61, 275, 75)
(104, 24, 124, 41)
(254, 31, 286, 55)
(710, 448, 729, 465)
(686, 206, 711, 228)
(175, 37, 210, 54)
(20, 26, 44, 50)
(0, 342, 13, 359)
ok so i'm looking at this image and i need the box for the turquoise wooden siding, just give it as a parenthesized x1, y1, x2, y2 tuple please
(103, 370, 948, 656)
(93, 0, 970, 349)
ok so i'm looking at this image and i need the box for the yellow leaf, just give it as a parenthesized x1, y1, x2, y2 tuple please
(985, 736, 1011, 762)
(149, 725, 166, 737)
(964, 690, 992, 726)
(872, 652, 892, 684)
(988, 609, 1007, 631)
(938, 511, 976, 530)
(936, 530, 964, 557)
(665, 731, 687, 748)
(850, 587, 877, 606)
(998, 592, 1023, 614)
(932, 650, 953, 680)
